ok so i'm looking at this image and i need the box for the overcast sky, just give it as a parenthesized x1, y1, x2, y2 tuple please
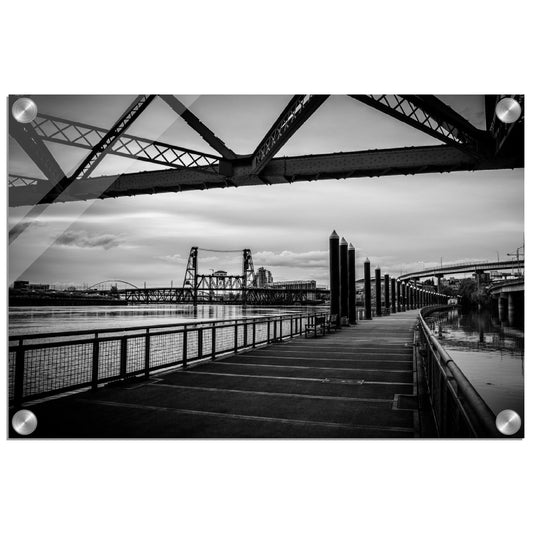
(8, 95, 524, 288)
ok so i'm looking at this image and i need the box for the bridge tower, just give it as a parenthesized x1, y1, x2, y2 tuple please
(183, 247, 199, 304)
(242, 248, 255, 305)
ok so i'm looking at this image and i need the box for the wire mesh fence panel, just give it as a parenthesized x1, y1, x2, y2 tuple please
(246, 323, 254, 345)
(150, 332, 183, 367)
(187, 331, 199, 359)
(98, 339, 122, 380)
(202, 329, 212, 357)
(215, 325, 235, 353)
(255, 322, 268, 344)
(237, 324, 244, 348)
(282, 318, 292, 338)
(126, 336, 146, 374)
(24, 343, 93, 397)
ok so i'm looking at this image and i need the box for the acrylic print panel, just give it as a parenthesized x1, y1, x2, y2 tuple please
(7, 94, 524, 438)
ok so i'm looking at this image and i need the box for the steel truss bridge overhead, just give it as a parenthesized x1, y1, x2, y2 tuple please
(398, 259, 524, 281)
(8, 94, 524, 207)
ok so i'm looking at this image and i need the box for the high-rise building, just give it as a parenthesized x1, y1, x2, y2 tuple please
(255, 267, 273, 288)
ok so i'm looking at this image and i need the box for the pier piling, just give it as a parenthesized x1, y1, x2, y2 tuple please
(329, 231, 340, 327)
(364, 258, 372, 320)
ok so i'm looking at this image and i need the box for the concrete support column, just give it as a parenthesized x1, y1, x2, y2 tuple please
(348, 243, 356, 325)
(436, 274, 443, 294)
(340, 238, 349, 325)
(498, 296, 508, 323)
(391, 277, 396, 313)
(329, 230, 340, 327)
(408, 285, 413, 310)
(375, 267, 382, 317)
(364, 259, 372, 320)
(384, 274, 390, 314)
(401, 282, 406, 312)
(508, 293, 516, 327)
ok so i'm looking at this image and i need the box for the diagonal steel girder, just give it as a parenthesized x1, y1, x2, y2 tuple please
(350, 95, 489, 156)
(159, 95, 237, 160)
(485, 94, 524, 155)
(9, 102, 66, 188)
(30, 113, 220, 172)
(69, 95, 156, 181)
(37, 95, 155, 205)
(251, 95, 329, 175)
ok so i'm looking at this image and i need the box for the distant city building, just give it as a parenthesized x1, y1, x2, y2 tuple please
(13, 280, 50, 291)
(255, 267, 273, 288)
(213, 270, 227, 277)
(271, 280, 317, 300)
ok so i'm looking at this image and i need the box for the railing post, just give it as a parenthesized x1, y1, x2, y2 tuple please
(252, 320, 256, 348)
(198, 328, 203, 359)
(273, 319, 278, 342)
(14, 340, 25, 407)
(211, 324, 216, 360)
(144, 328, 150, 378)
(120, 337, 128, 378)
(92, 333, 99, 390)
(267, 318, 271, 343)
(243, 319, 248, 346)
(234, 320, 239, 352)
(279, 317, 283, 341)
(183, 326, 188, 368)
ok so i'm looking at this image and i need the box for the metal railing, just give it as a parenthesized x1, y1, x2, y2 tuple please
(9, 311, 328, 407)
(416, 306, 501, 437)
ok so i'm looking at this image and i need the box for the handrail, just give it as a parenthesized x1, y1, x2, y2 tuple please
(8, 310, 328, 407)
(417, 306, 501, 437)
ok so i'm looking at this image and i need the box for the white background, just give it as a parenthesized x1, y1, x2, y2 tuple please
(1, 1, 531, 531)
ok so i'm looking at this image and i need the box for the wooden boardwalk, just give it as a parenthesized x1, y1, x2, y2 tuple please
(20, 310, 426, 438)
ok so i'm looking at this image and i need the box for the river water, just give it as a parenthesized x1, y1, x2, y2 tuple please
(426, 308, 524, 420)
(8, 304, 323, 336)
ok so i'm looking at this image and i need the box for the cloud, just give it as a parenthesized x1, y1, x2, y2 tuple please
(254, 250, 328, 269)
(54, 230, 122, 250)
(9, 220, 45, 240)
(157, 253, 185, 264)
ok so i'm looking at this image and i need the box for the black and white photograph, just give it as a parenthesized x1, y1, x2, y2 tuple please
(1, 3, 531, 532)
(7, 94, 524, 438)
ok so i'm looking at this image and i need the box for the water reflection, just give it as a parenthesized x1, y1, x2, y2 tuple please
(427, 308, 524, 420)
(9, 304, 324, 336)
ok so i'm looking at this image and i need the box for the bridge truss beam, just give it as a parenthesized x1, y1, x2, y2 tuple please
(119, 287, 329, 305)
(32, 95, 156, 205)
(9, 98, 66, 189)
(9, 142, 522, 206)
(159, 95, 237, 160)
(27, 113, 220, 172)
(251, 95, 329, 175)
(350, 95, 489, 156)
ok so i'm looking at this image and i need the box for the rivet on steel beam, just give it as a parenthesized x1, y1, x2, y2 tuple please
(495, 409, 521, 435)
(12, 409, 38, 436)
(495, 97, 522, 124)
(12, 97, 38, 123)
